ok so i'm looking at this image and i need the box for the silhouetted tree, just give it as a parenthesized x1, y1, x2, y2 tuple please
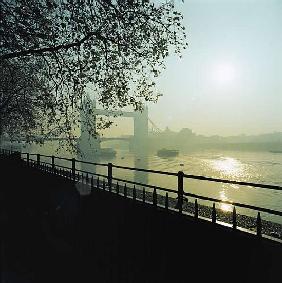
(0, 0, 187, 147)
(0, 60, 54, 141)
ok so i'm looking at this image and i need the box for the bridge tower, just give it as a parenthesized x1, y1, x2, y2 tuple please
(79, 97, 149, 154)
(132, 106, 148, 151)
(78, 97, 100, 156)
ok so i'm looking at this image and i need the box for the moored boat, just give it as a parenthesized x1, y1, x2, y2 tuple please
(157, 148, 179, 158)
(97, 148, 117, 157)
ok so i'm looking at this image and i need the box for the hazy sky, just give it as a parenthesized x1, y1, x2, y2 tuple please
(104, 0, 282, 137)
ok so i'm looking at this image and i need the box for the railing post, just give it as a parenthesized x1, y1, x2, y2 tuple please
(91, 176, 94, 191)
(212, 203, 216, 224)
(37, 154, 40, 167)
(108, 162, 112, 192)
(165, 193, 169, 211)
(72, 158, 76, 180)
(194, 199, 198, 219)
(232, 206, 237, 229)
(153, 188, 157, 207)
(256, 212, 262, 237)
(177, 171, 184, 213)
(116, 182, 119, 194)
(133, 185, 136, 201)
(51, 155, 55, 171)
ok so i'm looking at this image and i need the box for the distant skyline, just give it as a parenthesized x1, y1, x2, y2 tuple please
(102, 0, 282, 137)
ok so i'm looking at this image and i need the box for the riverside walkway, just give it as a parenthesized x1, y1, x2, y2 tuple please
(1, 149, 282, 282)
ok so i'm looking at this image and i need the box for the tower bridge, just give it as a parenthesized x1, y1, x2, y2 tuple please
(79, 98, 148, 155)
(4, 98, 154, 156)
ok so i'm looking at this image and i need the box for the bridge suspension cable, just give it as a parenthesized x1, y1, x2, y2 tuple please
(148, 118, 162, 134)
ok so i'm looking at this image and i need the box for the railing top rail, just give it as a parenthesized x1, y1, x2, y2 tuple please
(21, 152, 110, 166)
(21, 152, 72, 161)
(49, 159, 282, 216)
(53, 156, 72, 161)
(183, 191, 282, 216)
(112, 164, 178, 176)
(10, 149, 282, 191)
(76, 159, 108, 167)
(184, 173, 282, 191)
(40, 154, 53, 158)
(67, 159, 282, 191)
(26, 153, 37, 156)
(105, 164, 282, 191)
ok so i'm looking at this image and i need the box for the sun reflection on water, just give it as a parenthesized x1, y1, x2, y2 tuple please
(211, 157, 244, 178)
(219, 190, 233, 212)
(220, 203, 232, 212)
(208, 157, 247, 211)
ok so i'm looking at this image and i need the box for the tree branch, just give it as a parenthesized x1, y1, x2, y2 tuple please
(0, 31, 103, 60)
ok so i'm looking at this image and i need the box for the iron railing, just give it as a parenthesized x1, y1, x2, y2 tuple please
(1, 148, 282, 239)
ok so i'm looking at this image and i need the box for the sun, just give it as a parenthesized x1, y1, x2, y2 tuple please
(212, 62, 236, 85)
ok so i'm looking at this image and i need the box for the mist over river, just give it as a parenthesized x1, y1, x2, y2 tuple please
(15, 142, 282, 224)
